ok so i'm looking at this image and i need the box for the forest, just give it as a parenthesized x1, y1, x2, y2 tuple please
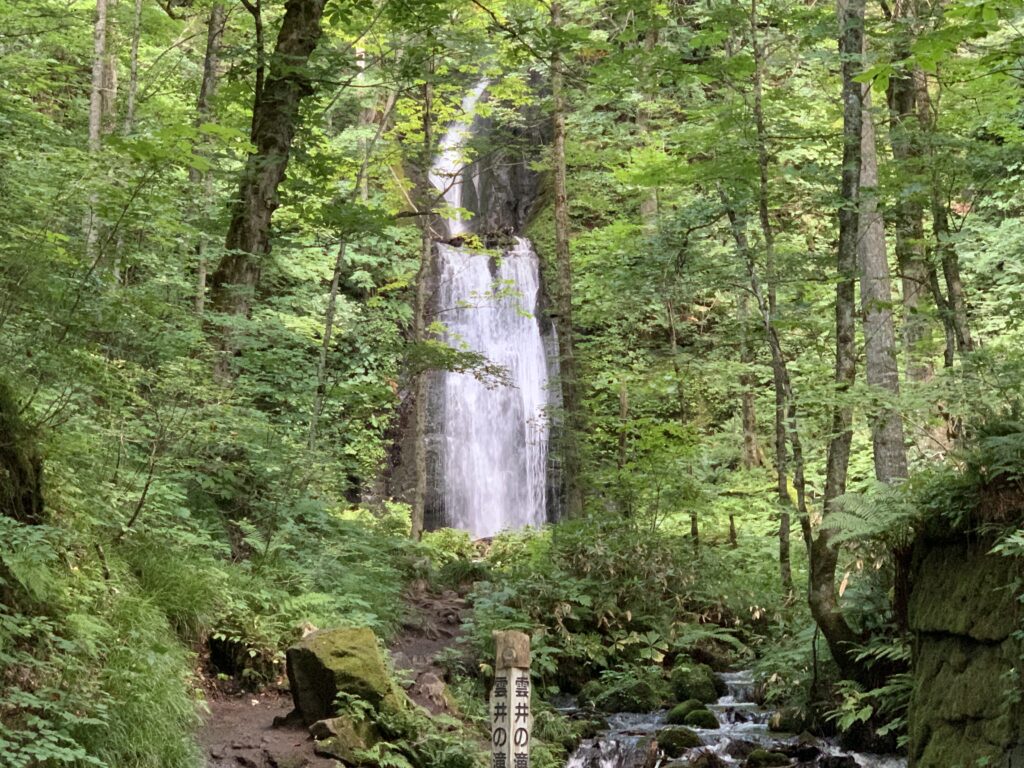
(2, 0, 1024, 765)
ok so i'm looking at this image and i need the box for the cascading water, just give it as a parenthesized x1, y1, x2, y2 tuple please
(427, 82, 558, 538)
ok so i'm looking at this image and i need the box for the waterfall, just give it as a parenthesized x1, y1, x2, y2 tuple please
(426, 82, 558, 539)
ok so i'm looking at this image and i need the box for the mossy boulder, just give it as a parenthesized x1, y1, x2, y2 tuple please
(656, 727, 701, 757)
(669, 662, 721, 704)
(578, 676, 669, 713)
(310, 715, 381, 764)
(743, 749, 790, 767)
(286, 627, 406, 724)
(665, 699, 704, 724)
(682, 708, 719, 729)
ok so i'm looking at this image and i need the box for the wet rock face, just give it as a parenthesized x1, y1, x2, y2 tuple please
(907, 538, 1024, 766)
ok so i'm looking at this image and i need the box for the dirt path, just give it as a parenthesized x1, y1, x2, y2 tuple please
(197, 580, 471, 766)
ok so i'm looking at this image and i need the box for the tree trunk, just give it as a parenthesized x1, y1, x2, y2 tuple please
(748, 0, 792, 592)
(409, 78, 434, 542)
(665, 299, 698, 546)
(811, 0, 866, 680)
(192, 2, 227, 316)
(739, 293, 764, 470)
(858, 87, 909, 483)
(85, 0, 110, 257)
(887, 47, 934, 383)
(209, 0, 328, 322)
(124, 0, 142, 133)
(551, 1, 583, 518)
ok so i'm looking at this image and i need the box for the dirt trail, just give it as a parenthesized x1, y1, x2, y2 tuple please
(197, 581, 470, 767)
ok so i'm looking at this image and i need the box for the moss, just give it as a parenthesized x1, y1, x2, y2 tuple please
(657, 727, 701, 757)
(670, 662, 720, 704)
(579, 676, 669, 713)
(286, 627, 407, 724)
(310, 715, 381, 765)
(682, 708, 719, 729)
(744, 749, 789, 767)
(666, 699, 704, 724)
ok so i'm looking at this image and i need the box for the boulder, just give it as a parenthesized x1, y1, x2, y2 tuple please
(286, 627, 405, 724)
(309, 715, 380, 764)
(666, 699, 705, 724)
(682, 708, 719, 729)
(684, 751, 727, 768)
(670, 662, 720, 704)
(657, 727, 702, 757)
(579, 677, 669, 713)
(743, 749, 790, 767)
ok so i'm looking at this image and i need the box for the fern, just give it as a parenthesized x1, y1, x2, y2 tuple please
(825, 481, 919, 547)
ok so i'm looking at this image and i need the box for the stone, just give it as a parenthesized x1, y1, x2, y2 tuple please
(682, 708, 719, 729)
(818, 757, 857, 768)
(286, 627, 405, 725)
(669, 662, 720, 704)
(656, 727, 702, 757)
(723, 740, 759, 760)
(743, 749, 790, 767)
(684, 751, 726, 768)
(666, 699, 705, 724)
(309, 715, 380, 764)
(578, 677, 669, 713)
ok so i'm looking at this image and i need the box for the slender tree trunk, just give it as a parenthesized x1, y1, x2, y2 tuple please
(749, 1, 792, 592)
(209, 0, 328, 324)
(551, 1, 583, 518)
(409, 78, 435, 542)
(192, 2, 227, 316)
(124, 0, 142, 133)
(665, 299, 698, 546)
(858, 87, 909, 483)
(887, 43, 934, 383)
(85, 0, 110, 258)
(739, 293, 764, 470)
(811, 0, 866, 680)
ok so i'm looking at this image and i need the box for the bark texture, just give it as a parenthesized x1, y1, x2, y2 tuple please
(209, 0, 328, 319)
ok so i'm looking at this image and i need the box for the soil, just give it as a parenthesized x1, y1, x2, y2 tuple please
(197, 580, 471, 767)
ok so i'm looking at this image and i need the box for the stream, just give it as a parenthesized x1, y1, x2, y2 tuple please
(565, 672, 907, 768)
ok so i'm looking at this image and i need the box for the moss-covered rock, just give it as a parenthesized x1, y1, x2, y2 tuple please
(286, 627, 406, 724)
(743, 749, 790, 767)
(310, 715, 380, 764)
(579, 676, 669, 713)
(682, 708, 719, 729)
(669, 662, 720, 704)
(0, 380, 43, 524)
(665, 699, 704, 724)
(656, 727, 701, 757)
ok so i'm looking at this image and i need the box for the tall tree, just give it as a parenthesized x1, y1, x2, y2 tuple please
(858, 86, 909, 483)
(551, 1, 583, 517)
(809, 0, 866, 680)
(209, 0, 328, 323)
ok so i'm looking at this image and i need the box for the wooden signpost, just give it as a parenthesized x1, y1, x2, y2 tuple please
(490, 630, 532, 768)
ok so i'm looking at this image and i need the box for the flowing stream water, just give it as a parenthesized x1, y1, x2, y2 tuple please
(428, 82, 557, 538)
(565, 672, 907, 768)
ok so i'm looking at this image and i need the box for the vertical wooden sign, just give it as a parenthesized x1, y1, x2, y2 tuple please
(490, 631, 531, 768)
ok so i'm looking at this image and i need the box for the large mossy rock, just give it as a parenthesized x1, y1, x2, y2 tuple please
(682, 708, 719, 729)
(669, 662, 721, 704)
(666, 699, 704, 724)
(907, 538, 1024, 767)
(743, 749, 789, 767)
(286, 627, 405, 724)
(656, 727, 701, 757)
(578, 676, 669, 713)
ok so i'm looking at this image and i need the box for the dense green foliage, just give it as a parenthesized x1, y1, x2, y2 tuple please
(3, 0, 1024, 764)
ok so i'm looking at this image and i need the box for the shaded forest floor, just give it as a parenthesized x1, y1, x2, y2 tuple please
(198, 582, 471, 767)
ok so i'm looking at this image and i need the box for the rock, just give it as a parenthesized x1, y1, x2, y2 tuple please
(309, 715, 380, 764)
(818, 758, 858, 768)
(670, 662, 720, 704)
(723, 739, 759, 760)
(579, 677, 669, 713)
(684, 751, 727, 768)
(416, 671, 450, 712)
(682, 708, 720, 729)
(743, 749, 790, 767)
(666, 699, 704, 724)
(778, 734, 820, 762)
(657, 727, 702, 757)
(286, 627, 405, 724)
